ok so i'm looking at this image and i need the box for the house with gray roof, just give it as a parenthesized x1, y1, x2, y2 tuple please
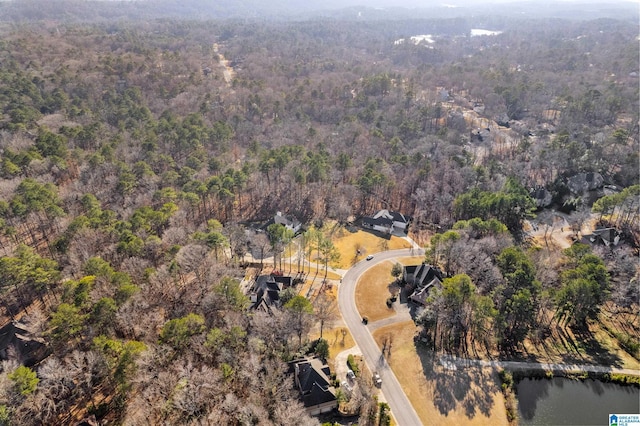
(292, 357, 337, 416)
(403, 263, 443, 306)
(361, 209, 411, 235)
(582, 227, 621, 247)
(567, 172, 604, 195)
(274, 211, 302, 233)
(530, 186, 553, 208)
(249, 274, 292, 312)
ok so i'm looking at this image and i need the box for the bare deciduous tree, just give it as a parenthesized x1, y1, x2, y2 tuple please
(313, 292, 338, 339)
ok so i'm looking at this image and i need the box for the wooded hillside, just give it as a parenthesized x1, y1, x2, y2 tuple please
(0, 11, 637, 425)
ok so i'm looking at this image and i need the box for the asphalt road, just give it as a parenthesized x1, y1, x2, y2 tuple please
(338, 248, 425, 426)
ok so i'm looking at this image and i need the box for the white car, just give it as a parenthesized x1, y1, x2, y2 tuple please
(366, 255, 374, 261)
(346, 370, 355, 381)
(373, 372, 382, 387)
(341, 381, 352, 393)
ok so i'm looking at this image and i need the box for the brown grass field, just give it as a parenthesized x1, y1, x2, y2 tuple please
(277, 262, 342, 280)
(373, 321, 509, 426)
(355, 256, 426, 322)
(355, 261, 398, 322)
(398, 256, 427, 266)
(330, 227, 411, 269)
(297, 278, 340, 302)
(310, 325, 355, 366)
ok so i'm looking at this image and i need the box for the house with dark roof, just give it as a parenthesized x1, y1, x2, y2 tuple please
(567, 172, 604, 195)
(292, 357, 337, 416)
(403, 263, 441, 287)
(530, 186, 553, 208)
(0, 321, 47, 366)
(403, 263, 443, 306)
(249, 274, 292, 312)
(362, 214, 394, 234)
(582, 227, 621, 247)
(361, 209, 411, 235)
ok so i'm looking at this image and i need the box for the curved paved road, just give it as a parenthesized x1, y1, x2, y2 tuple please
(337, 246, 640, 425)
(338, 248, 424, 426)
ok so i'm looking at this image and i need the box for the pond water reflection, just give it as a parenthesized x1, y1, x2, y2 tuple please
(517, 377, 639, 425)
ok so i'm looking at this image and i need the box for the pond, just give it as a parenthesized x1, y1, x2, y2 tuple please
(518, 377, 640, 425)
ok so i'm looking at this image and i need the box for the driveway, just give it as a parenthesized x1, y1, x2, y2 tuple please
(338, 248, 424, 426)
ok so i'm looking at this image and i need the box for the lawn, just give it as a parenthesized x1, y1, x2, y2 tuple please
(310, 325, 355, 367)
(297, 277, 340, 301)
(398, 256, 426, 266)
(330, 227, 411, 269)
(276, 262, 342, 281)
(373, 321, 509, 426)
(355, 256, 427, 322)
(355, 261, 398, 322)
(307, 275, 353, 367)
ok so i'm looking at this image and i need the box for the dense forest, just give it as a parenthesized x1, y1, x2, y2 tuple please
(0, 4, 637, 425)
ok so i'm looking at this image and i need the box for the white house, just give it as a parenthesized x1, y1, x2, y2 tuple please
(274, 211, 302, 233)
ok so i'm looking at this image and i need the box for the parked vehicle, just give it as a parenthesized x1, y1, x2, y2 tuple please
(346, 370, 355, 381)
(373, 372, 382, 387)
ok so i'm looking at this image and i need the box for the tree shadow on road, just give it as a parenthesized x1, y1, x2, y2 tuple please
(415, 341, 499, 420)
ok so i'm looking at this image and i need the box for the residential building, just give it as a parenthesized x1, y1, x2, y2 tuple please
(530, 186, 553, 208)
(361, 209, 411, 235)
(248, 274, 292, 312)
(274, 211, 302, 233)
(567, 172, 604, 195)
(291, 357, 337, 416)
(582, 227, 621, 247)
(403, 263, 443, 306)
